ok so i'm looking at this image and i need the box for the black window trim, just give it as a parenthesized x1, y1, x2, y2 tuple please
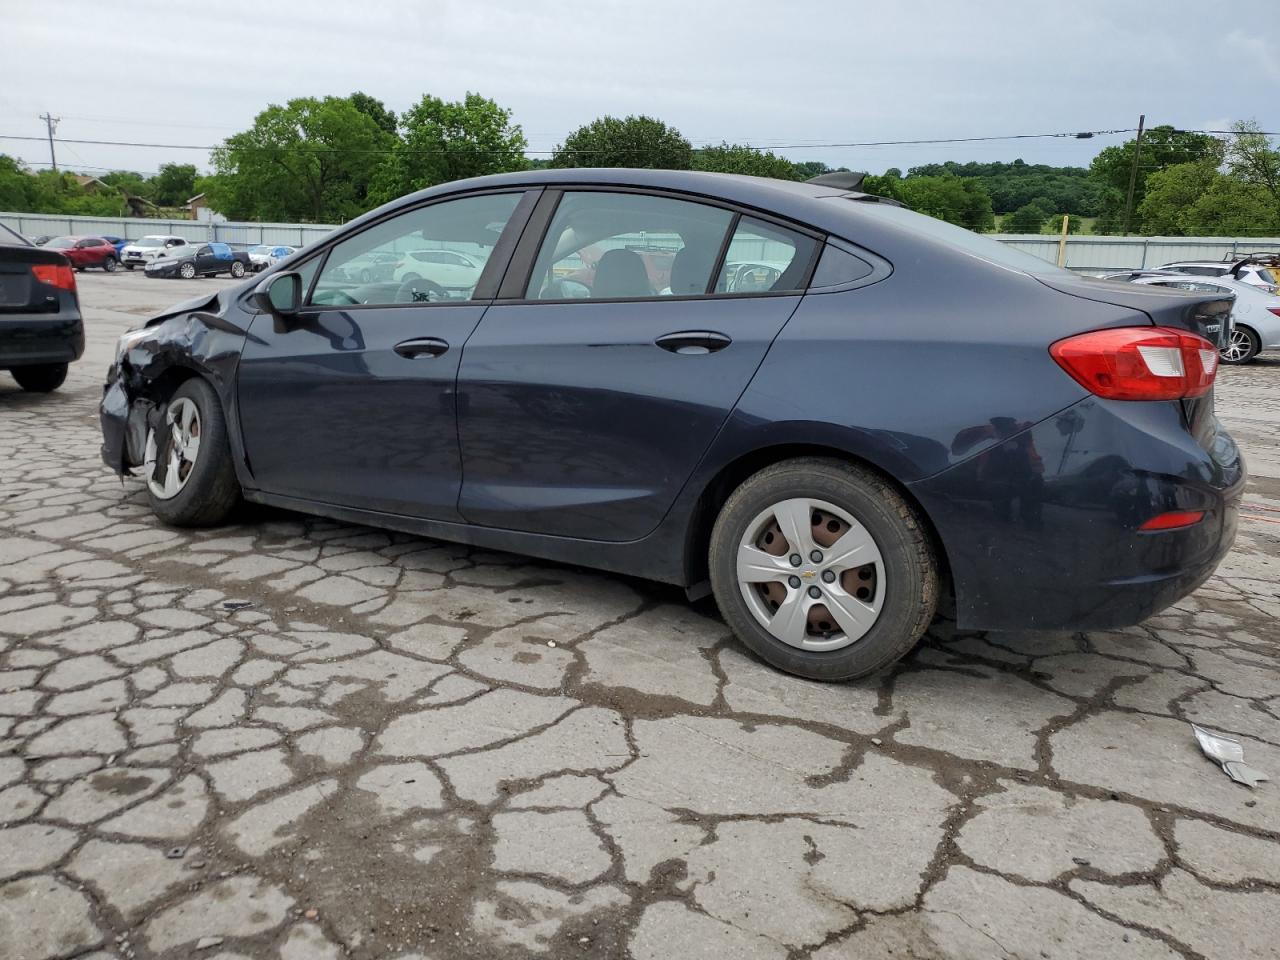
(287, 186, 543, 314)
(494, 184, 825, 306)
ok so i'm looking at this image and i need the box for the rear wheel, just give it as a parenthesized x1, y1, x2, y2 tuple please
(709, 458, 938, 681)
(12, 363, 68, 392)
(1221, 326, 1260, 364)
(144, 378, 240, 526)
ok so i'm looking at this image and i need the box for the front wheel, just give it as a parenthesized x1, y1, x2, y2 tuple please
(12, 363, 68, 392)
(124, 263, 135, 271)
(709, 458, 938, 681)
(103, 256, 118, 273)
(230, 261, 246, 278)
(144, 378, 241, 526)
(1220, 326, 1260, 365)
(179, 262, 197, 280)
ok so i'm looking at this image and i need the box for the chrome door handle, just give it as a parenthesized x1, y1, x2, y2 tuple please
(654, 331, 732, 355)
(394, 337, 449, 358)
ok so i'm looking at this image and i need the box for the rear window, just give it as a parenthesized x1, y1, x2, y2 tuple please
(835, 199, 1071, 278)
(1253, 267, 1276, 284)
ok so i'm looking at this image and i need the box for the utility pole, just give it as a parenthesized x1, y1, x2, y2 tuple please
(1121, 113, 1145, 236)
(39, 112, 60, 172)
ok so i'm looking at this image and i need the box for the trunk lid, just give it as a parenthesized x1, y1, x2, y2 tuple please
(1037, 273, 1232, 438)
(0, 243, 72, 314)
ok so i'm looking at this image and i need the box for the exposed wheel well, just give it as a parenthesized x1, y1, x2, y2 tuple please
(141, 364, 202, 404)
(684, 444, 954, 603)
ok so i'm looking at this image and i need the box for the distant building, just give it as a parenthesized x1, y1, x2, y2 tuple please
(185, 193, 225, 223)
(70, 173, 108, 191)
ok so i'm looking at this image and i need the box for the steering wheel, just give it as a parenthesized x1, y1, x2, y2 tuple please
(395, 275, 449, 304)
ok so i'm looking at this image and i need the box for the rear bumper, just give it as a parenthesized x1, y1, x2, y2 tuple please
(0, 313, 85, 368)
(910, 397, 1244, 632)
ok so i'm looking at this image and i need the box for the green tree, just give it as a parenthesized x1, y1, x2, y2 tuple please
(371, 92, 526, 203)
(0, 154, 38, 210)
(208, 96, 393, 221)
(99, 170, 150, 198)
(692, 142, 798, 180)
(1225, 120, 1280, 227)
(1089, 125, 1223, 232)
(149, 163, 198, 206)
(866, 173, 996, 231)
(349, 91, 398, 137)
(550, 115, 691, 170)
(1135, 161, 1220, 235)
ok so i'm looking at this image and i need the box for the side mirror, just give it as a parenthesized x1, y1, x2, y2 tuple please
(252, 271, 302, 317)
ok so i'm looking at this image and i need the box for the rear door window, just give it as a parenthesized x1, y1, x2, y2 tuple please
(714, 218, 817, 294)
(525, 191, 733, 300)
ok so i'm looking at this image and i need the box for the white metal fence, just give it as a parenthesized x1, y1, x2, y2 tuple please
(0, 211, 335, 247)
(5, 210, 1280, 274)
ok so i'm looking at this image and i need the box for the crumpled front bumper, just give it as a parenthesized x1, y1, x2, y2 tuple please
(99, 364, 158, 476)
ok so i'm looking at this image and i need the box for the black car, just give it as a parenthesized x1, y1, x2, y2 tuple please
(144, 242, 250, 280)
(100, 169, 1243, 681)
(1, 223, 83, 392)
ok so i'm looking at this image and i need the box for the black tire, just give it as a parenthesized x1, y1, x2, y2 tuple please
(709, 457, 938, 681)
(230, 261, 246, 278)
(1220, 326, 1260, 365)
(147, 378, 241, 526)
(124, 263, 135, 271)
(12, 363, 68, 393)
(179, 262, 196, 280)
(103, 256, 118, 273)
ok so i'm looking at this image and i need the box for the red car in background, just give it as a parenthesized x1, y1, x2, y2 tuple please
(42, 236, 119, 272)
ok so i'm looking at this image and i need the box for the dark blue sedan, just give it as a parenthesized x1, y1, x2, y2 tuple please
(99, 169, 1243, 680)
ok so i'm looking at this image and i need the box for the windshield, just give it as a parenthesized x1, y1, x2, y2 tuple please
(835, 199, 1073, 277)
(136, 237, 168, 248)
(46, 237, 75, 249)
(249, 245, 271, 254)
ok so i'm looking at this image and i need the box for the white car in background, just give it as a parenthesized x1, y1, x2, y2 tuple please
(119, 235, 190, 270)
(391, 249, 485, 297)
(1117, 272, 1280, 364)
(1159, 258, 1279, 294)
(248, 244, 297, 273)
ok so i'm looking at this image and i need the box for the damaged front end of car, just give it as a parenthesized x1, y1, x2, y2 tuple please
(100, 289, 250, 477)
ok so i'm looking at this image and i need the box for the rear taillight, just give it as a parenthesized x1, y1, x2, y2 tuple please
(31, 263, 77, 292)
(1049, 326, 1217, 401)
(1267, 307, 1280, 318)
(1139, 510, 1205, 531)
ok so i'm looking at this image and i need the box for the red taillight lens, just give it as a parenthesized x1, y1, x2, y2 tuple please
(1139, 510, 1205, 531)
(30, 263, 77, 292)
(1267, 307, 1280, 318)
(1049, 326, 1217, 401)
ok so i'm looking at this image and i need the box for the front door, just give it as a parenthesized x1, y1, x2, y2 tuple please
(457, 191, 818, 541)
(236, 190, 532, 520)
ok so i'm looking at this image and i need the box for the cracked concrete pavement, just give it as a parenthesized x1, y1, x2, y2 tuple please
(1, 270, 1278, 959)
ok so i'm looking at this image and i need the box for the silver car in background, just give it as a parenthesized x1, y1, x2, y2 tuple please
(1159, 257, 1279, 294)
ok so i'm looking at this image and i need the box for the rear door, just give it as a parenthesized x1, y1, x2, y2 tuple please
(456, 189, 819, 541)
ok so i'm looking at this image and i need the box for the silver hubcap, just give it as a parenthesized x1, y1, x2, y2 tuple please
(1221, 329, 1252, 362)
(144, 397, 201, 500)
(736, 498, 884, 652)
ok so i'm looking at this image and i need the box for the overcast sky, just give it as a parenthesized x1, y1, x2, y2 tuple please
(4, 0, 1278, 178)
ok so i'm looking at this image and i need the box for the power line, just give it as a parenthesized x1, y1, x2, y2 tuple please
(0, 127, 1147, 156)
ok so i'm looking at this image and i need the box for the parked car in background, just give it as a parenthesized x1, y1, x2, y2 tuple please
(248, 244, 297, 273)
(42, 235, 119, 272)
(391, 248, 487, 298)
(30, 235, 53, 246)
(101, 235, 131, 257)
(1160, 257, 1279, 294)
(101, 168, 1242, 682)
(120, 235, 190, 270)
(144, 241, 250, 279)
(336, 250, 400, 283)
(1124, 272, 1280, 364)
(0, 223, 83, 392)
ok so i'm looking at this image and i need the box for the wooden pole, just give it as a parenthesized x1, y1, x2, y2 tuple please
(1057, 215, 1070, 267)
(1121, 114, 1145, 236)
